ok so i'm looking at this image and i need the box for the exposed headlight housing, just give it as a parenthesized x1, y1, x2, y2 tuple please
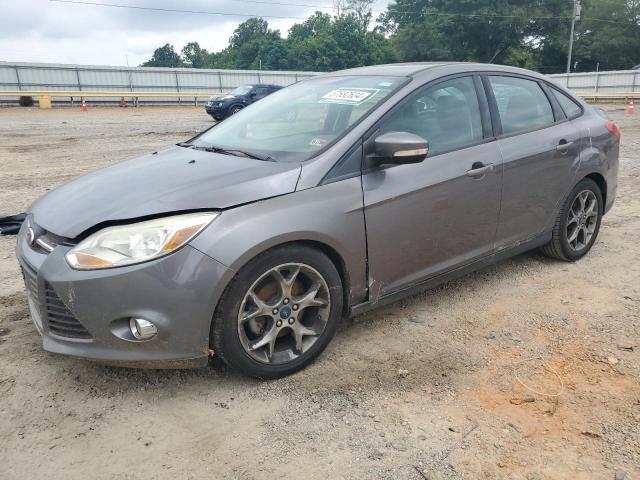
(65, 212, 218, 270)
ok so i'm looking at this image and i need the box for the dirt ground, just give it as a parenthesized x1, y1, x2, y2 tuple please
(0, 106, 638, 480)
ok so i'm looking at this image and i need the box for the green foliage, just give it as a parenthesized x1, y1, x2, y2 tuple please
(286, 12, 398, 71)
(181, 42, 210, 68)
(384, 0, 640, 72)
(142, 43, 182, 68)
(141, 1, 640, 74)
(571, 0, 640, 71)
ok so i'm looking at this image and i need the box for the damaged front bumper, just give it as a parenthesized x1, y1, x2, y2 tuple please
(15, 221, 231, 368)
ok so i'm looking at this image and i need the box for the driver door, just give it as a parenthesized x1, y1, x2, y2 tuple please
(252, 87, 269, 102)
(362, 75, 503, 297)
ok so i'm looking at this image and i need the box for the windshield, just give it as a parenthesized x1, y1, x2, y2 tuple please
(232, 85, 253, 95)
(192, 75, 405, 162)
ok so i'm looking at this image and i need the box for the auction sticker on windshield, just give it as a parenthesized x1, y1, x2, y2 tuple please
(320, 88, 380, 105)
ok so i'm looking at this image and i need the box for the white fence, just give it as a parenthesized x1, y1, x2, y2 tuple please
(0, 61, 318, 105)
(548, 70, 640, 93)
(3, 61, 638, 105)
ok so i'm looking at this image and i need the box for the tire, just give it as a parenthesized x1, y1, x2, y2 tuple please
(228, 105, 243, 117)
(211, 245, 343, 379)
(540, 178, 603, 261)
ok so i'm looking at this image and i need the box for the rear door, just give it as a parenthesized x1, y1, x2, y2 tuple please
(362, 75, 503, 297)
(485, 75, 581, 248)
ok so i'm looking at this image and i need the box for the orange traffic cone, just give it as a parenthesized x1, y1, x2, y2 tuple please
(627, 98, 636, 115)
(81, 98, 87, 112)
(119, 96, 127, 108)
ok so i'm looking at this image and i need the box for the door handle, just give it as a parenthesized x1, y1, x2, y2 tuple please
(556, 140, 574, 153)
(466, 162, 495, 178)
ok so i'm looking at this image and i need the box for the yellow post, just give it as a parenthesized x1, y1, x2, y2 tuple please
(39, 95, 52, 109)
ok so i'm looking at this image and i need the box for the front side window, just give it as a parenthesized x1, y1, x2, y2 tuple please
(489, 76, 555, 135)
(379, 76, 484, 156)
(192, 75, 405, 162)
(232, 85, 253, 95)
(550, 87, 583, 118)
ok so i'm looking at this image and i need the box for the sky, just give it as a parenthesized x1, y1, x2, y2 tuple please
(0, 0, 391, 66)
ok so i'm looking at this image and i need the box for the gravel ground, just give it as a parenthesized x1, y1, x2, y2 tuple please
(0, 106, 638, 480)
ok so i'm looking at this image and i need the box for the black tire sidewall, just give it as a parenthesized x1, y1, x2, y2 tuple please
(213, 246, 343, 379)
(558, 178, 603, 261)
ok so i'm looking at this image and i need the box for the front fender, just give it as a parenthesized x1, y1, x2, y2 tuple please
(189, 177, 368, 307)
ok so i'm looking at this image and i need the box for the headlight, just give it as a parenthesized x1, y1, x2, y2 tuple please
(65, 212, 218, 270)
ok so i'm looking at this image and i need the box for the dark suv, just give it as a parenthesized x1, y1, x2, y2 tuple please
(205, 84, 282, 121)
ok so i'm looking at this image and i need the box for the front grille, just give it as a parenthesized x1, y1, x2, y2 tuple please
(22, 262, 39, 299)
(44, 282, 92, 339)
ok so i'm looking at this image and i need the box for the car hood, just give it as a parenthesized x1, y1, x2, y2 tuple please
(209, 94, 236, 102)
(30, 146, 301, 238)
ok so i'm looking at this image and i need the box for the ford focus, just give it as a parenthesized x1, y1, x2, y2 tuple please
(16, 63, 620, 378)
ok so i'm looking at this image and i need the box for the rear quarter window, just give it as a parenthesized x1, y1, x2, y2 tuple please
(550, 88, 583, 119)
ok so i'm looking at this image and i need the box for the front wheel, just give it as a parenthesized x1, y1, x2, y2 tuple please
(540, 178, 603, 261)
(211, 245, 343, 378)
(227, 105, 244, 117)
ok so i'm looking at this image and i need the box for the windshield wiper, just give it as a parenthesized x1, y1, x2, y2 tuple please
(191, 145, 275, 162)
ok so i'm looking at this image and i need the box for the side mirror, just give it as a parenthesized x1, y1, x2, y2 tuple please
(249, 91, 257, 98)
(373, 132, 429, 165)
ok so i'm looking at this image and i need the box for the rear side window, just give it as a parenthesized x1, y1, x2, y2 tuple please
(489, 76, 555, 135)
(379, 76, 484, 156)
(550, 88, 582, 118)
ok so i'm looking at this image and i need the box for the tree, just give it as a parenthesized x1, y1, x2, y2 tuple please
(286, 12, 398, 71)
(382, 0, 549, 64)
(140, 1, 639, 74)
(229, 18, 270, 49)
(346, 0, 375, 31)
(142, 43, 182, 67)
(382, 0, 640, 72)
(181, 42, 211, 68)
(565, 0, 640, 71)
(221, 18, 287, 69)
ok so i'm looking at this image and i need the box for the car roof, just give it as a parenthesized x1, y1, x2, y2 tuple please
(326, 62, 546, 80)
(329, 62, 450, 76)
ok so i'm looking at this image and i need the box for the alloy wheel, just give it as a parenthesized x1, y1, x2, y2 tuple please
(566, 190, 598, 252)
(237, 263, 331, 364)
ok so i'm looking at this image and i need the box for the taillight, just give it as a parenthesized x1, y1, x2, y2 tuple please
(606, 121, 621, 144)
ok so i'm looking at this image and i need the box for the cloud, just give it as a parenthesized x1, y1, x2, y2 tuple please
(0, 0, 390, 66)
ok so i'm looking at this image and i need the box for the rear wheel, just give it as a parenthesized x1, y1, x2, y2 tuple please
(540, 178, 603, 261)
(211, 245, 343, 378)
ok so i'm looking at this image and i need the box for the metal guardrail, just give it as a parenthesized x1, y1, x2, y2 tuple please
(1, 90, 638, 108)
(0, 90, 223, 106)
(574, 91, 640, 100)
(0, 62, 318, 106)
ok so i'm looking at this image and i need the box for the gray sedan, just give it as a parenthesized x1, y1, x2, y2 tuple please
(16, 63, 620, 378)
